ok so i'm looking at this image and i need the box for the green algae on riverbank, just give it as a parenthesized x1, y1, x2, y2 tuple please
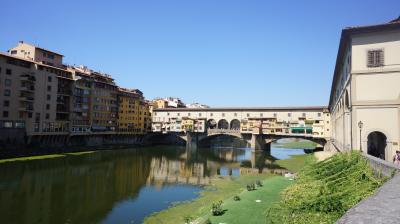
(0, 151, 96, 164)
(0, 154, 66, 164)
(276, 140, 317, 149)
(144, 153, 311, 224)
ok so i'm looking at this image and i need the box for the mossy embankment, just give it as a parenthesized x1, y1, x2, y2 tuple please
(0, 151, 96, 164)
(275, 140, 317, 149)
(266, 151, 387, 224)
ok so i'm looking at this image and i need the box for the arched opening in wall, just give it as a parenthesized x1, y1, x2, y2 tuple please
(218, 119, 229, 129)
(230, 119, 240, 130)
(207, 119, 217, 129)
(345, 90, 350, 109)
(367, 131, 387, 160)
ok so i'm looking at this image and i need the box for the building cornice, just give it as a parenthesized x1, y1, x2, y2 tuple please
(154, 106, 327, 112)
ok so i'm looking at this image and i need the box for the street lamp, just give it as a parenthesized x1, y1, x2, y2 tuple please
(358, 121, 363, 152)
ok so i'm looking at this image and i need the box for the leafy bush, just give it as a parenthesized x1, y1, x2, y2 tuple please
(183, 215, 193, 224)
(204, 218, 212, 224)
(233, 195, 241, 201)
(266, 151, 386, 224)
(246, 183, 256, 191)
(211, 200, 224, 216)
(256, 180, 263, 187)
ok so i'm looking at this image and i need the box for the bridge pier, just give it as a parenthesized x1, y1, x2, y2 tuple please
(250, 134, 270, 152)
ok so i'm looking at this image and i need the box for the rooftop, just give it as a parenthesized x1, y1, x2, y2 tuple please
(154, 106, 328, 112)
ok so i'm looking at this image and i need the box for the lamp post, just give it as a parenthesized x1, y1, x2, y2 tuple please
(358, 121, 363, 152)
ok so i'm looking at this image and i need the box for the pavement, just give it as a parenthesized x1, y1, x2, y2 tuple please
(336, 173, 400, 224)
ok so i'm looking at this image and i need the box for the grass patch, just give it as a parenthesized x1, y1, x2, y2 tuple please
(65, 151, 96, 156)
(276, 141, 317, 149)
(0, 151, 97, 164)
(275, 154, 312, 173)
(209, 176, 292, 224)
(0, 154, 66, 163)
(266, 151, 387, 224)
(144, 173, 275, 224)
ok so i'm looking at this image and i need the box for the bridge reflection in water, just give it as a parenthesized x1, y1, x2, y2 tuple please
(0, 141, 303, 224)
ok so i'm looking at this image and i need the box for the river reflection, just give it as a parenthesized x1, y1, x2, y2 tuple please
(0, 140, 304, 224)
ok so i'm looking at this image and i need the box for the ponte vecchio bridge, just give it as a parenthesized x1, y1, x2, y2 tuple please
(152, 107, 331, 151)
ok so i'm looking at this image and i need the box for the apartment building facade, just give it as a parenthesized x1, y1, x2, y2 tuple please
(329, 17, 400, 161)
(0, 42, 150, 146)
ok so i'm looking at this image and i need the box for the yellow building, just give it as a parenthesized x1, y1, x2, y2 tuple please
(181, 118, 194, 131)
(117, 88, 148, 135)
(152, 99, 168, 109)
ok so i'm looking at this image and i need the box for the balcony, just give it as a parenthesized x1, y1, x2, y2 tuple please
(57, 89, 73, 96)
(19, 94, 34, 101)
(20, 85, 35, 92)
(20, 75, 36, 82)
(19, 105, 34, 111)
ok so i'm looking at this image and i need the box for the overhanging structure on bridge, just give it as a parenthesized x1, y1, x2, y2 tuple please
(151, 107, 331, 150)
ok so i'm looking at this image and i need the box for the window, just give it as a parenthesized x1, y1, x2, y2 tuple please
(260, 113, 263, 117)
(234, 113, 237, 117)
(47, 85, 51, 91)
(302, 113, 306, 117)
(177, 113, 180, 116)
(48, 76, 52, 82)
(45, 113, 50, 119)
(3, 111, 9, 118)
(4, 89, 10, 96)
(46, 104, 50, 110)
(3, 121, 12, 128)
(10, 50, 17, 55)
(47, 94, 51, 100)
(273, 113, 277, 118)
(188, 113, 191, 116)
(318, 113, 321, 117)
(3, 100, 9, 107)
(199, 113, 202, 117)
(288, 113, 291, 117)
(222, 113, 225, 117)
(6, 69, 11, 75)
(5, 79, 11, 87)
(247, 113, 250, 117)
(367, 49, 384, 67)
(210, 113, 213, 116)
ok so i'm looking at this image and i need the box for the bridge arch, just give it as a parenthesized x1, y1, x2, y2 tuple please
(230, 119, 240, 130)
(207, 119, 217, 129)
(218, 119, 229, 129)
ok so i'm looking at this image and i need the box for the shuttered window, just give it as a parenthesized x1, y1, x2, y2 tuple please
(367, 49, 384, 67)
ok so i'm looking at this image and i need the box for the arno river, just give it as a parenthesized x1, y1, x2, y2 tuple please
(0, 137, 305, 224)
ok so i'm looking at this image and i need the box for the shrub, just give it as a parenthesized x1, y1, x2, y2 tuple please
(233, 195, 241, 201)
(183, 215, 193, 224)
(204, 218, 212, 224)
(246, 184, 252, 191)
(211, 200, 224, 216)
(246, 183, 256, 191)
(256, 180, 263, 187)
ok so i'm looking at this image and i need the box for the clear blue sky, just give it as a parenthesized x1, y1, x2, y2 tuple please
(1, 0, 399, 107)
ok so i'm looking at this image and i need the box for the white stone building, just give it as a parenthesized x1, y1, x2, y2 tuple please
(329, 17, 400, 161)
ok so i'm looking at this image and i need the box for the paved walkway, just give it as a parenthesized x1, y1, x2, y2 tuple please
(337, 173, 400, 224)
